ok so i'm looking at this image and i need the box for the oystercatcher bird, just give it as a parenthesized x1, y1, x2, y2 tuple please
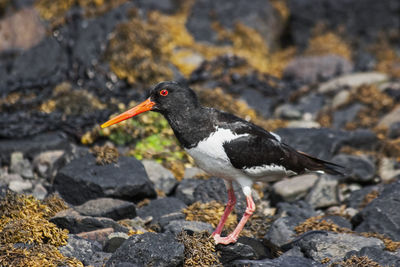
(101, 81, 342, 245)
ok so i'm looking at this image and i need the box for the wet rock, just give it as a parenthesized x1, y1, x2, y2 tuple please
(10, 152, 34, 179)
(54, 155, 156, 205)
(241, 88, 275, 118)
(378, 105, 400, 128)
(163, 220, 214, 235)
(332, 154, 376, 183)
(59, 234, 108, 267)
(106, 232, 184, 267)
(378, 157, 400, 182)
(137, 197, 186, 224)
(287, 0, 400, 48)
(318, 72, 388, 93)
(272, 174, 318, 202)
(306, 174, 339, 208)
(345, 246, 400, 267)
(103, 232, 129, 253)
(174, 178, 202, 205)
(32, 183, 47, 200)
(74, 198, 136, 221)
(283, 55, 353, 84)
(50, 209, 128, 234)
(355, 181, 400, 240)
(186, 0, 283, 48)
(142, 160, 177, 195)
(332, 103, 364, 129)
(217, 237, 270, 265)
(8, 179, 32, 193)
(33, 150, 65, 180)
(0, 132, 69, 165)
(275, 128, 378, 160)
(0, 8, 46, 52)
(388, 121, 400, 139)
(294, 232, 384, 262)
(232, 255, 322, 267)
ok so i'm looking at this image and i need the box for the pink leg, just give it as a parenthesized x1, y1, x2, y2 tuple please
(214, 192, 255, 245)
(212, 181, 236, 236)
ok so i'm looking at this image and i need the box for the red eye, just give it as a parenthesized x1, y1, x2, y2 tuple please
(160, 89, 168, 96)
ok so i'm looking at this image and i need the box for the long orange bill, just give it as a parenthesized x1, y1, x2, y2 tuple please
(101, 98, 155, 128)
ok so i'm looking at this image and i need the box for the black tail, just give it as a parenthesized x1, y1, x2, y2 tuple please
(297, 151, 344, 176)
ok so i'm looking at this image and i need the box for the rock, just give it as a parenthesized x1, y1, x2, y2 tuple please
(274, 104, 302, 120)
(264, 216, 299, 247)
(0, 8, 46, 52)
(320, 215, 352, 229)
(331, 90, 351, 109)
(275, 128, 374, 161)
(345, 246, 400, 267)
(8, 180, 32, 193)
(294, 232, 384, 262)
(318, 72, 389, 93)
(388, 121, 400, 139)
(10, 152, 34, 179)
(294, 93, 326, 120)
(0, 132, 69, 165)
(33, 150, 65, 180)
(59, 234, 108, 267)
(217, 237, 270, 265)
(272, 174, 318, 202)
(283, 55, 353, 84)
(76, 228, 115, 244)
(0, 172, 23, 185)
(183, 167, 207, 179)
(106, 232, 184, 267)
(332, 103, 364, 129)
(50, 209, 128, 234)
(32, 183, 47, 200)
(332, 154, 376, 183)
(355, 181, 400, 240)
(164, 220, 214, 235)
(378, 157, 400, 182)
(306, 175, 339, 208)
(103, 232, 129, 253)
(241, 88, 275, 118)
(137, 197, 186, 224)
(174, 178, 202, 205)
(186, 0, 283, 48)
(54, 155, 156, 205)
(378, 105, 400, 128)
(287, 120, 321, 128)
(277, 201, 317, 221)
(346, 185, 382, 209)
(232, 255, 322, 267)
(142, 160, 177, 195)
(74, 198, 136, 221)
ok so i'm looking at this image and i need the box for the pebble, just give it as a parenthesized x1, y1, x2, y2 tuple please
(272, 174, 318, 202)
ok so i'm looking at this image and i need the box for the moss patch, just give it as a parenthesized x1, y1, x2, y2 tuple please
(333, 255, 382, 267)
(90, 144, 119, 165)
(0, 192, 82, 266)
(177, 231, 222, 267)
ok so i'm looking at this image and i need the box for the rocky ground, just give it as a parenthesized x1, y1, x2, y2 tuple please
(1, 0, 400, 266)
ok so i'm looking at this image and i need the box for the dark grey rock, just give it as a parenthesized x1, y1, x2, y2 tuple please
(241, 89, 275, 118)
(306, 175, 339, 208)
(142, 160, 177, 195)
(232, 255, 323, 267)
(137, 197, 186, 224)
(388, 121, 400, 139)
(264, 216, 298, 247)
(321, 215, 352, 230)
(103, 232, 129, 253)
(59, 234, 104, 266)
(186, 0, 283, 48)
(174, 178, 202, 205)
(275, 128, 378, 161)
(106, 232, 184, 267)
(217, 237, 270, 265)
(355, 181, 400, 240)
(50, 209, 128, 234)
(0, 132, 69, 165)
(347, 185, 382, 209)
(332, 154, 376, 183)
(283, 55, 353, 84)
(276, 201, 317, 221)
(54, 155, 156, 205)
(163, 220, 214, 235)
(74, 198, 136, 221)
(332, 103, 364, 129)
(345, 246, 400, 267)
(158, 212, 186, 228)
(135, 0, 182, 14)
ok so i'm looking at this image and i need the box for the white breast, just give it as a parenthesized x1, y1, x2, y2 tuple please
(185, 127, 248, 179)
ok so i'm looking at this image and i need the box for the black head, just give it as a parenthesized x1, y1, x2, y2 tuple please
(149, 81, 200, 115)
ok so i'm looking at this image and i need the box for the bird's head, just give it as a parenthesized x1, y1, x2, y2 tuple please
(101, 81, 199, 128)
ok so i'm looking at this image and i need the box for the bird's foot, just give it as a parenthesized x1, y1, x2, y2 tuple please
(213, 234, 237, 245)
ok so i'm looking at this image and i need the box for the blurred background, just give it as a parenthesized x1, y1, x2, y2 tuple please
(0, 0, 399, 174)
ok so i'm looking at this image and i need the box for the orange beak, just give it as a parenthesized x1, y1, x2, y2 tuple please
(101, 98, 155, 128)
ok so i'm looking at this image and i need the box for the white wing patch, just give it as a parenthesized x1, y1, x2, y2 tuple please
(243, 164, 297, 180)
(270, 132, 281, 142)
